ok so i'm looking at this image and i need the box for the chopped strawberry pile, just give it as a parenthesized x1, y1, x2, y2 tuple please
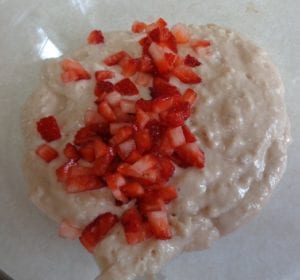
(34, 18, 211, 252)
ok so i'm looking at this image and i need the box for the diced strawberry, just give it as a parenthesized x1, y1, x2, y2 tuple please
(138, 195, 165, 215)
(135, 99, 153, 112)
(93, 139, 110, 158)
(158, 27, 178, 53)
(167, 126, 186, 148)
(171, 23, 190, 44)
(151, 96, 175, 113)
(56, 160, 77, 183)
(93, 150, 114, 176)
(145, 119, 166, 140)
(120, 57, 139, 78)
(157, 186, 177, 203)
(63, 143, 80, 161)
(143, 167, 160, 184)
(151, 77, 181, 98)
(134, 129, 152, 154)
(132, 21, 147, 33)
(182, 125, 197, 143)
(87, 30, 104, 44)
(182, 88, 198, 106)
(105, 91, 122, 107)
(80, 212, 118, 252)
(135, 72, 152, 87)
(111, 126, 133, 145)
(74, 125, 97, 146)
(137, 55, 155, 73)
(98, 101, 117, 122)
(139, 36, 153, 55)
(131, 154, 158, 175)
(190, 39, 211, 50)
(65, 175, 102, 193)
(36, 116, 61, 142)
(115, 78, 139, 96)
(117, 163, 140, 177)
(175, 142, 205, 169)
(61, 59, 91, 82)
(59, 220, 81, 240)
(162, 102, 191, 127)
(121, 208, 146, 245)
(125, 149, 142, 164)
(148, 43, 170, 74)
(95, 70, 115, 81)
(79, 142, 95, 162)
(106, 172, 128, 202)
(159, 158, 175, 181)
(85, 110, 106, 126)
(94, 80, 114, 97)
(68, 165, 94, 177)
(148, 27, 160, 42)
(120, 100, 136, 114)
(172, 65, 202, 84)
(184, 54, 201, 67)
(159, 134, 175, 156)
(109, 122, 130, 135)
(103, 51, 128, 66)
(117, 139, 136, 159)
(35, 144, 58, 163)
(121, 182, 144, 198)
(147, 211, 171, 240)
(113, 108, 133, 122)
(156, 17, 168, 28)
(135, 108, 151, 129)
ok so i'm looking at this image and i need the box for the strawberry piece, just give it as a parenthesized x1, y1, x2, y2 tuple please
(109, 122, 130, 135)
(98, 101, 117, 122)
(121, 208, 146, 245)
(148, 27, 160, 42)
(167, 126, 186, 148)
(136, 99, 153, 112)
(151, 96, 175, 113)
(157, 186, 177, 203)
(94, 81, 114, 97)
(36, 116, 61, 142)
(184, 54, 201, 67)
(120, 57, 139, 78)
(80, 212, 118, 252)
(74, 125, 97, 146)
(35, 144, 58, 163)
(182, 88, 198, 106)
(158, 27, 178, 53)
(134, 129, 152, 154)
(139, 36, 153, 55)
(159, 158, 175, 181)
(172, 65, 202, 84)
(93, 139, 110, 158)
(138, 195, 165, 214)
(120, 100, 136, 114)
(182, 125, 197, 143)
(79, 142, 95, 162)
(171, 23, 190, 44)
(117, 163, 140, 177)
(59, 221, 81, 240)
(111, 126, 133, 145)
(103, 51, 128, 66)
(61, 59, 91, 82)
(143, 167, 160, 184)
(85, 110, 106, 126)
(175, 142, 205, 169)
(132, 21, 147, 33)
(148, 43, 171, 74)
(156, 17, 168, 28)
(93, 150, 114, 176)
(117, 139, 136, 159)
(121, 182, 144, 198)
(190, 39, 211, 49)
(131, 154, 158, 175)
(68, 165, 94, 177)
(145, 119, 166, 140)
(162, 102, 191, 128)
(87, 30, 104, 44)
(56, 160, 77, 183)
(151, 77, 180, 98)
(106, 172, 128, 202)
(95, 70, 115, 81)
(115, 78, 139, 96)
(159, 134, 175, 156)
(135, 72, 152, 87)
(135, 108, 150, 129)
(147, 211, 171, 240)
(125, 149, 142, 164)
(138, 55, 155, 73)
(105, 91, 122, 107)
(66, 175, 102, 193)
(63, 143, 80, 161)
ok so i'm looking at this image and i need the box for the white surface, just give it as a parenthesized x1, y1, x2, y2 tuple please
(0, 1, 299, 280)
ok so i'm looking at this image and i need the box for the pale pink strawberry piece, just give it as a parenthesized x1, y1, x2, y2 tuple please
(172, 65, 202, 84)
(36, 116, 61, 142)
(148, 42, 171, 74)
(85, 110, 106, 126)
(135, 108, 151, 129)
(63, 143, 80, 161)
(111, 126, 134, 145)
(65, 175, 102, 193)
(143, 167, 160, 184)
(117, 139, 136, 159)
(98, 101, 117, 122)
(130, 154, 158, 175)
(182, 88, 198, 106)
(171, 23, 190, 44)
(147, 210, 171, 240)
(117, 163, 140, 178)
(59, 220, 81, 240)
(109, 122, 131, 135)
(103, 51, 128, 66)
(106, 172, 128, 202)
(115, 78, 139, 96)
(137, 55, 154, 73)
(167, 126, 186, 148)
(105, 91, 122, 107)
(135, 72, 152, 87)
(87, 30, 104, 44)
(175, 142, 205, 168)
(61, 59, 91, 82)
(121, 182, 145, 198)
(35, 144, 58, 163)
(120, 99, 136, 114)
(190, 39, 211, 50)
(95, 70, 115, 81)
(131, 21, 147, 33)
(182, 125, 197, 143)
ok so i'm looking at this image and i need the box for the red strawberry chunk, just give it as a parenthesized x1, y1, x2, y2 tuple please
(182, 88, 198, 106)
(152, 96, 175, 113)
(56, 160, 77, 183)
(162, 102, 191, 128)
(143, 167, 160, 184)
(138, 195, 165, 214)
(138, 55, 155, 73)
(175, 142, 205, 169)
(61, 59, 91, 82)
(145, 119, 166, 140)
(147, 211, 171, 240)
(66, 175, 102, 193)
(105, 91, 122, 107)
(106, 172, 128, 202)
(139, 36, 153, 56)
(121, 208, 146, 245)
(63, 143, 80, 161)
(167, 126, 186, 148)
(103, 51, 128, 66)
(74, 125, 97, 146)
(95, 70, 115, 81)
(172, 24, 190, 44)
(135, 72, 152, 87)
(134, 129, 152, 154)
(36, 116, 61, 142)
(184, 54, 201, 67)
(132, 21, 147, 33)
(117, 163, 140, 178)
(159, 158, 175, 181)
(159, 134, 175, 156)
(125, 149, 142, 164)
(157, 186, 177, 203)
(109, 122, 131, 135)
(35, 144, 58, 163)
(136, 99, 153, 112)
(148, 43, 171, 74)
(85, 110, 106, 126)
(120, 57, 139, 78)
(135, 108, 151, 129)
(121, 182, 144, 198)
(120, 99, 136, 114)
(87, 30, 104, 44)
(98, 101, 117, 122)
(115, 78, 139, 96)
(59, 221, 81, 240)
(93, 139, 110, 158)
(93, 151, 114, 176)
(172, 65, 202, 84)
(182, 125, 197, 143)
(79, 142, 95, 162)
(68, 165, 94, 177)
(80, 212, 118, 252)
(152, 77, 181, 98)
(111, 126, 133, 145)
(117, 139, 136, 159)
(131, 154, 158, 175)
(190, 39, 211, 49)
(94, 80, 114, 97)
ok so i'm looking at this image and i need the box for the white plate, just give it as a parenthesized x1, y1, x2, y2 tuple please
(0, 0, 299, 279)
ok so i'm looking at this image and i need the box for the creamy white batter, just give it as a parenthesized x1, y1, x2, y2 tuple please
(22, 24, 290, 280)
